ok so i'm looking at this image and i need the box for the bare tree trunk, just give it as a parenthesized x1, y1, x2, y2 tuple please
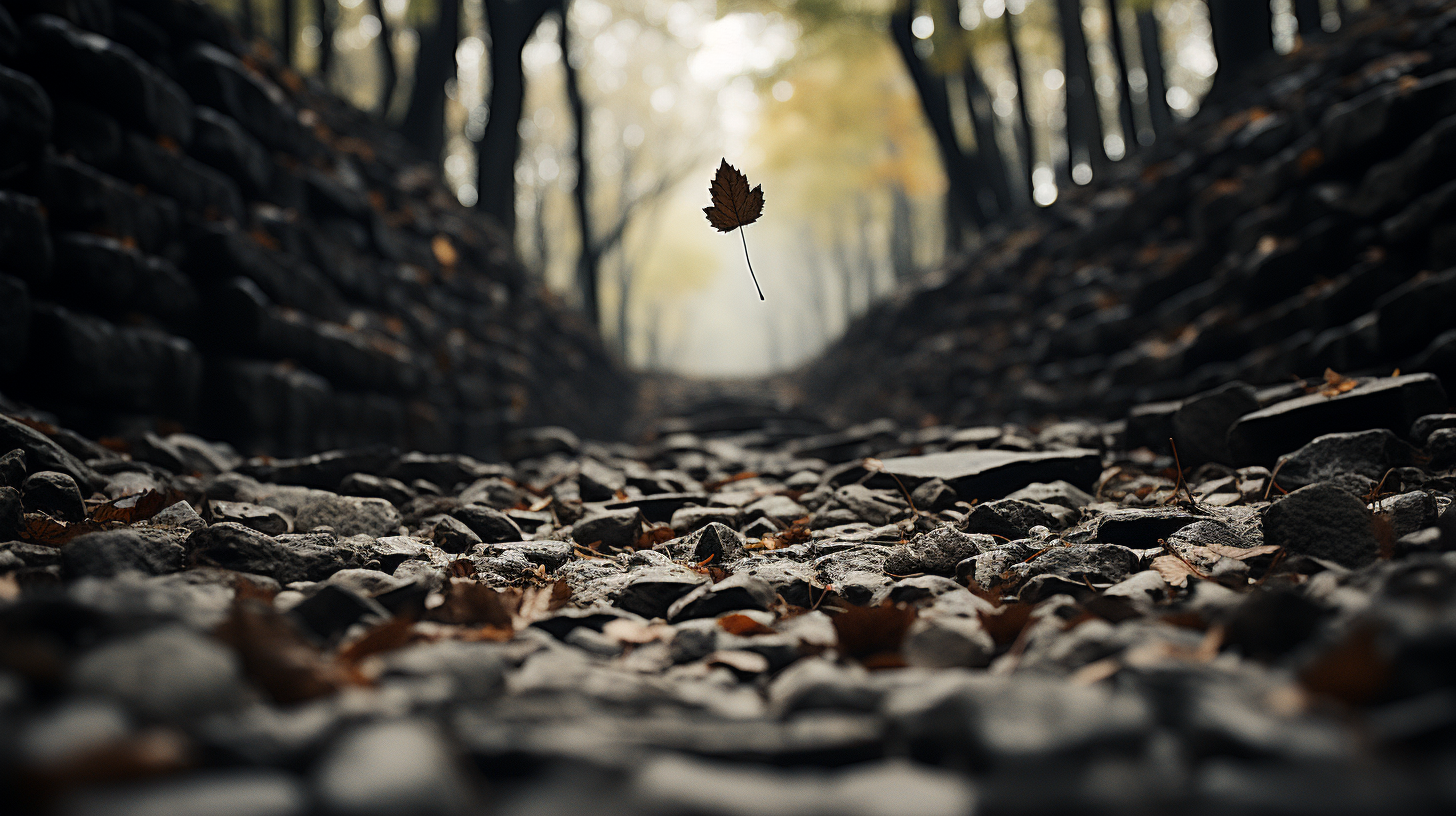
(1003, 9, 1037, 202)
(889, 3, 990, 236)
(1294, 0, 1323, 36)
(476, 0, 554, 236)
(315, 0, 334, 78)
(1056, 0, 1109, 178)
(401, 0, 461, 160)
(1137, 10, 1172, 138)
(367, 0, 397, 116)
(961, 50, 1014, 214)
(890, 184, 916, 283)
(559, 2, 599, 331)
(240, 0, 255, 41)
(1103, 0, 1138, 155)
(1205, 0, 1274, 101)
(280, 0, 295, 65)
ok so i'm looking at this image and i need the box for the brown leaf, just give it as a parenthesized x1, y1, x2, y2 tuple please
(977, 602, 1035, 647)
(831, 601, 916, 665)
(1298, 625, 1390, 705)
(718, 613, 777, 636)
(426, 578, 514, 628)
(511, 580, 571, 630)
(1152, 554, 1200, 588)
(213, 599, 360, 704)
(1314, 367, 1359, 397)
(90, 490, 177, 524)
(636, 522, 676, 550)
(702, 159, 764, 232)
(431, 234, 458, 268)
(337, 616, 417, 665)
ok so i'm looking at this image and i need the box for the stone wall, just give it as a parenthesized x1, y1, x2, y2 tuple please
(0, 0, 629, 458)
(801, 0, 1456, 429)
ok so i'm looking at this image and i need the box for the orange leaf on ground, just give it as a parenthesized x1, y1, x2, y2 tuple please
(718, 613, 777, 636)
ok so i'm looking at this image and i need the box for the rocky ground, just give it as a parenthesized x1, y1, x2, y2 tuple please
(3, 369, 1456, 814)
(802, 0, 1456, 429)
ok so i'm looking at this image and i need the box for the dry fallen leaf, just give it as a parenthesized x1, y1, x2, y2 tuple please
(213, 599, 362, 704)
(1314, 367, 1359, 397)
(703, 158, 765, 300)
(718, 613, 777, 636)
(831, 601, 916, 667)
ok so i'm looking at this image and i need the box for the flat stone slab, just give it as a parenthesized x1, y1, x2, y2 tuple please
(873, 448, 1102, 500)
(1227, 373, 1446, 466)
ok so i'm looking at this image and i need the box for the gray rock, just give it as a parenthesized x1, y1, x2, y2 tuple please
(486, 540, 574, 570)
(294, 494, 401, 537)
(1227, 373, 1445, 465)
(148, 500, 207, 532)
(423, 515, 481, 554)
(884, 526, 995, 576)
(456, 477, 525, 509)
(668, 521, 746, 565)
(1005, 480, 1094, 510)
(1093, 508, 1200, 548)
(1428, 427, 1456, 466)
(667, 573, 777, 621)
(339, 472, 415, 506)
(70, 625, 245, 720)
(903, 616, 995, 669)
(571, 506, 643, 550)
(739, 559, 819, 607)
(62, 771, 309, 816)
(1379, 491, 1437, 538)
(1012, 543, 1142, 585)
(875, 447, 1102, 500)
(368, 536, 445, 573)
(449, 504, 522, 543)
(378, 641, 508, 700)
(0, 484, 20, 539)
(188, 522, 310, 584)
(210, 500, 291, 535)
(290, 584, 389, 642)
(1262, 483, 1378, 568)
(614, 566, 707, 618)
(1274, 429, 1418, 490)
(669, 504, 741, 534)
(1411, 413, 1456, 446)
(0, 447, 25, 489)
(0, 415, 104, 491)
(1172, 381, 1260, 465)
(744, 493, 810, 526)
(313, 719, 475, 816)
(22, 470, 85, 522)
(910, 477, 958, 512)
(64, 528, 185, 578)
(964, 498, 1065, 538)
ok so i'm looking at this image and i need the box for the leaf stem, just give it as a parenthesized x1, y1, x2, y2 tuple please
(738, 226, 764, 301)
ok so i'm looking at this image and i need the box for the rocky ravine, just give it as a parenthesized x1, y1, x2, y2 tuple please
(3, 370, 1456, 815)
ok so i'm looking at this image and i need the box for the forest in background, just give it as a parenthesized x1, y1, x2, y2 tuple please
(199, 0, 1359, 374)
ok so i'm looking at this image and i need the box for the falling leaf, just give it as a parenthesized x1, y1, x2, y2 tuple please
(703, 158, 766, 300)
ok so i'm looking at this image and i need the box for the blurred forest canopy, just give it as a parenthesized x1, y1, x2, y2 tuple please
(202, 0, 1365, 374)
